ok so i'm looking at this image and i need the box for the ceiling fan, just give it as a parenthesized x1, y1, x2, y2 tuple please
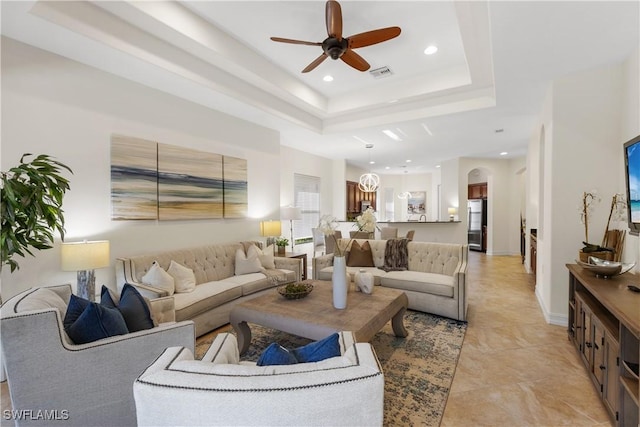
(270, 0, 401, 73)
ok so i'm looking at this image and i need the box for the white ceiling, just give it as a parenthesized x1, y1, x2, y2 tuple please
(1, 1, 638, 174)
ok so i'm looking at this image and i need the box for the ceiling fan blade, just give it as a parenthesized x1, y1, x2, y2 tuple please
(270, 37, 322, 46)
(340, 49, 370, 72)
(302, 53, 328, 73)
(325, 0, 343, 40)
(348, 27, 401, 49)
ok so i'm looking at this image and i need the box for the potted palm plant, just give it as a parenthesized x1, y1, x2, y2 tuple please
(1, 153, 72, 272)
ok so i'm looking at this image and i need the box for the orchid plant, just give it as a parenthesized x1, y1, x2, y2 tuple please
(354, 207, 378, 233)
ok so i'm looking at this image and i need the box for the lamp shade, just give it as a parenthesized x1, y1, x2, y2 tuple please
(281, 206, 302, 221)
(448, 207, 457, 215)
(61, 240, 110, 271)
(260, 220, 282, 237)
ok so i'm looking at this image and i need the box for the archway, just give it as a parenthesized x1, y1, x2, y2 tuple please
(467, 167, 491, 252)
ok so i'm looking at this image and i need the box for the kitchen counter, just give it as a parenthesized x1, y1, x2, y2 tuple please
(385, 221, 462, 224)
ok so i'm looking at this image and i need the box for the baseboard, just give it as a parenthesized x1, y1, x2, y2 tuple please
(535, 286, 568, 327)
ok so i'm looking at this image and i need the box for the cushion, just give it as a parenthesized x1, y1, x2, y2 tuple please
(167, 260, 197, 293)
(256, 343, 298, 366)
(141, 261, 175, 296)
(63, 294, 128, 344)
(14, 287, 68, 315)
(250, 244, 276, 269)
(101, 285, 155, 332)
(235, 248, 262, 275)
(347, 240, 375, 267)
(257, 333, 341, 366)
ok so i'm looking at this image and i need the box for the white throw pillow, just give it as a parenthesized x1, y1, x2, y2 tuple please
(16, 287, 68, 315)
(249, 244, 276, 270)
(235, 248, 262, 275)
(167, 260, 196, 293)
(141, 261, 175, 296)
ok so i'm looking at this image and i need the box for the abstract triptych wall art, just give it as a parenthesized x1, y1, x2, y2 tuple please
(110, 135, 248, 220)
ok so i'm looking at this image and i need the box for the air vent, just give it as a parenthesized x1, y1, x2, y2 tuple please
(369, 66, 393, 79)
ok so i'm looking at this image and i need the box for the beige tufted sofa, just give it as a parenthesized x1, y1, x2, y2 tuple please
(313, 239, 468, 321)
(116, 243, 302, 337)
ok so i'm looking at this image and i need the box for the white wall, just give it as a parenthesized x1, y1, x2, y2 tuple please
(533, 52, 639, 325)
(1, 37, 283, 299)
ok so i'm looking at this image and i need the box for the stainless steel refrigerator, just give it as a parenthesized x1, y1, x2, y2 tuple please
(467, 199, 487, 252)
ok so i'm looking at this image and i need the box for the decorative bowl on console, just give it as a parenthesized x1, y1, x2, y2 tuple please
(576, 256, 635, 279)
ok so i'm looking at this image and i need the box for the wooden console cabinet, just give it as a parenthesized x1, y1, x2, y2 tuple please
(567, 264, 639, 426)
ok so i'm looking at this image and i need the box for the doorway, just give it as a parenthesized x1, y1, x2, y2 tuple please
(468, 168, 488, 252)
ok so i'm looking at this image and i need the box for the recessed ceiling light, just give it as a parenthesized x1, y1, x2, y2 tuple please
(435, 165, 441, 168)
(500, 152, 508, 156)
(369, 160, 375, 165)
(323, 75, 334, 82)
(406, 159, 412, 163)
(424, 45, 438, 55)
(385, 166, 390, 170)
(382, 129, 402, 141)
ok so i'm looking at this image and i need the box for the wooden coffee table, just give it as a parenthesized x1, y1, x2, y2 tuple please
(229, 280, 408, 355)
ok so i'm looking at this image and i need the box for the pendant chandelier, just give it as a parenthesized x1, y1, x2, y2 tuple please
(359, 144, 380, 193)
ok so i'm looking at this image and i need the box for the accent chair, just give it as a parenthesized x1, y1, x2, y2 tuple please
(133, 331, 384, 426)
(0, 284, 195, 427)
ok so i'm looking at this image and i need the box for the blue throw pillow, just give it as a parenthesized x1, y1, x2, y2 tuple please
(292, 333, 340, 363)
(63, 294, 128, 344)
(256, 333, 341, 366)
(101, 284, 154, 332)
(256, 343, 298, 366)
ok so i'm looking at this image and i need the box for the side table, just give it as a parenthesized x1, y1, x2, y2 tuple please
(283, 252, 307, 280)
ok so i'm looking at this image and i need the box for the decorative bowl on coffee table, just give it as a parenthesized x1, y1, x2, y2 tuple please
(278, 282, 314, 300)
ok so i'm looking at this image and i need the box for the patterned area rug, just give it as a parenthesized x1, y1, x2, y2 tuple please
(196, 310, 467, 427)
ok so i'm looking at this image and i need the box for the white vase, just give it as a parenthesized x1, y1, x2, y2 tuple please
(332, 256, 348, 309)
(355, 269, 374, 294)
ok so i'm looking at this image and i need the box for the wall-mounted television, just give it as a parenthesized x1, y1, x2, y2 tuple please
(623, 134, 640, 235)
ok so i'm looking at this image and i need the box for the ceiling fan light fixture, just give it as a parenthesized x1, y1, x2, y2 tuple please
(323, 75, 334, 82)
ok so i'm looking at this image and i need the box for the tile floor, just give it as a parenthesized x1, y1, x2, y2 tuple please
(0, 252, 612, 426)
(441, 252, 611, 426)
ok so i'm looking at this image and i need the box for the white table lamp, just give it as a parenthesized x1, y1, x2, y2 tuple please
(61, 240, 110, 301)
(281, 206, 301, 251)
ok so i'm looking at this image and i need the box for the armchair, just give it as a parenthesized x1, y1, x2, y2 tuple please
(134, 332, 384, 426)
(0, 284, 195, 427)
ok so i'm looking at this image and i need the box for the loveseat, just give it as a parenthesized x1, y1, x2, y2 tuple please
(116, 242, 302, 336)
(313, 239, 468, 321)
(133, 331, 384, 426)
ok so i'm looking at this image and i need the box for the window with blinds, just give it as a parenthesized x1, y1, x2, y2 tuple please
(293, 173, 321, 242)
